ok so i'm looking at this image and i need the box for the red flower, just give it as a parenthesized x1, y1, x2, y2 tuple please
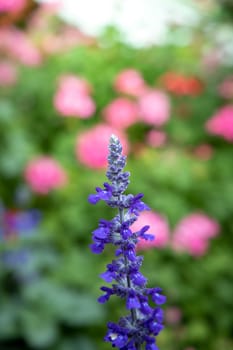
(160, 72, 203, 96)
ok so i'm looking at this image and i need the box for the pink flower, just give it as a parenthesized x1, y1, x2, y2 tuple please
(103, 98, 138, 129)
(0, 0, 26, 13)
(138, 90, 170, 126)
(114, 69, 147, 96)
(172, 213, 220, 256)
(54, 74, 95, 118)
(131, 211, 170, 250)
(0, 61, 17, 86)
(24, 157, 67, 195)
(0, 28, 42, 66)
(57, 74, 92, 95)
(146, 130, 167, 147)
(218, 76, 233, 99)
(206, 105, 233, 142)
(75, 124, 129, 169)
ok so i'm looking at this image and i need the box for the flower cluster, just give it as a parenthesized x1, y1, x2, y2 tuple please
(53, 74, 95, 118)
(132, 211, 170, 250)
(172, 213, 219, 256)
(160, 71, 203, 96)
(76, 124, 129, 169)
(138, 90, 170, 126)
(133, 211, 219, 257)
(0, 0, 26, 13)
(24, 156, 67, 195)
(103, 98, 138, 129)
(0, 28, 42, 66)
(113, 69, 147, 97)
(206, 105, 233, 142)
(89, 135, 166, 350)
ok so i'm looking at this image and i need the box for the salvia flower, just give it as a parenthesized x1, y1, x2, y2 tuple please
(89, 135, 166, 350)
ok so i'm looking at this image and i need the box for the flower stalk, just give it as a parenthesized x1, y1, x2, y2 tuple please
(88, 135, 166, 350)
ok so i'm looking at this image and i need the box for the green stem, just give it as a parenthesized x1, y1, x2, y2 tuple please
(119, 204, 141, 350)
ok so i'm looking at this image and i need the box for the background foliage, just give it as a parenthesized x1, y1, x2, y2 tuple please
(0, 1, 233, 350)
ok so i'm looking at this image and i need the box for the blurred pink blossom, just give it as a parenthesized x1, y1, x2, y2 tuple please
(138, 90, 170, 126)
(172, 213, 220, 256)
(0, 61, 18, 86)
(218, 76, 233, 99)
(103, 98, 138, 129)
(24, 157, 67, 195)
(57, 74, 92, 95)
(131, 211, 170, 250)
(75, 124, 129, 169)
(114, 69, 147, 96)
(0, 0, 26, 13)
(193, 144, 213, 160)
(206, 105, 233, 142)
(0, 28, 42, 66)
(146, 130, 167, 147)
(54, 74, 95, 118)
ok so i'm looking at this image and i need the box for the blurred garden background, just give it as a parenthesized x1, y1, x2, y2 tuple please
(0, 0, 233, 349)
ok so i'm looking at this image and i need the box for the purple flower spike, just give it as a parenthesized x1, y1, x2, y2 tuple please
(89, 135, 166, 349)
